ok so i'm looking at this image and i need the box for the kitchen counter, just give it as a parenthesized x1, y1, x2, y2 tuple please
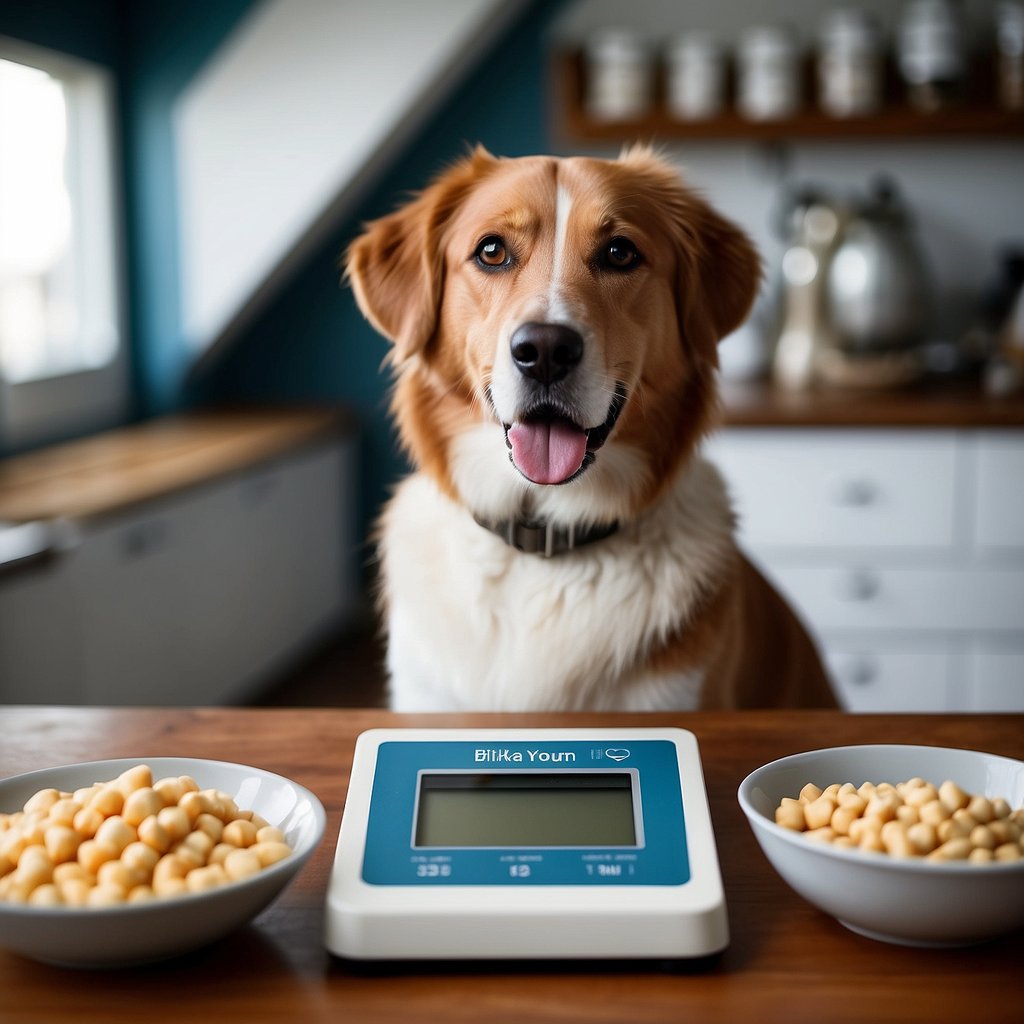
(1, 707, 1020, 1023)
(0, 407, 353, 526)
(719, 378, 1024, 428)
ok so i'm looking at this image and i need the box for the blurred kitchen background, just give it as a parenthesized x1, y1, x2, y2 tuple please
(0, 0, 1022, 712)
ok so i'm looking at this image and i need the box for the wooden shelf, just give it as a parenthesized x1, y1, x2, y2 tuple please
(553, 51, 1024, 144)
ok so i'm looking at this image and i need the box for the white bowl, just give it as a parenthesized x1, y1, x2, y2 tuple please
(0, 757, 325, 967)
(737, 744, 1024, 947)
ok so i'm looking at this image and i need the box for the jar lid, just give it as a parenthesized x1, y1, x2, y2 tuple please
(585, 29, 649, 60)
(739, 25, 799, 58)
(819, 8, 881, 49)
(666, 30, 723, 58)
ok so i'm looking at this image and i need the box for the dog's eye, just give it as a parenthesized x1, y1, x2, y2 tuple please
(475, 236, 510, 269)
(601, 237, 642, 272)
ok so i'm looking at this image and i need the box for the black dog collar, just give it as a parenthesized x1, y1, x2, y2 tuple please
(474, 514, 619, 558)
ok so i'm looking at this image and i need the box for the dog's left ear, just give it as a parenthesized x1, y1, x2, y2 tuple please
(618, 148, 761, 367)
(684, 201, 762, 363)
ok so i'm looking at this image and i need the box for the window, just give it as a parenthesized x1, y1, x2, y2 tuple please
(0, 37, 127, 447)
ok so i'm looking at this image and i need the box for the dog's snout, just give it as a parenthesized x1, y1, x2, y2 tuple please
(510, 322, 584, 385)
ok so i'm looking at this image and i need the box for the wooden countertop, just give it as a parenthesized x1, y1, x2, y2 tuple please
(0, 408, 353, 525)
(719, 378, 1024, 428)
(1, 707, 1020, 1024)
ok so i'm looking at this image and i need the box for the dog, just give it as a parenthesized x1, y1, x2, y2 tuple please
(346, 146, 836, 711)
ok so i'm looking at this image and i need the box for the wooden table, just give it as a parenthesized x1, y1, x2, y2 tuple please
(1, 708, 1021, 1023)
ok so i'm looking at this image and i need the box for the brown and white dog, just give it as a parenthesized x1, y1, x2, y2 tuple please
(346, 146, 835, 711)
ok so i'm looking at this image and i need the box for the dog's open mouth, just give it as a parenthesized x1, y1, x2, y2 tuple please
(503, 384, 627, 485)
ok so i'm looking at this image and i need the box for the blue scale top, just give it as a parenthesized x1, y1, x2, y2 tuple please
(361, 739, 690, 886)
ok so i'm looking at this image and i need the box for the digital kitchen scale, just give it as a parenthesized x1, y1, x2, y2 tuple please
(324, 728, 727, 960)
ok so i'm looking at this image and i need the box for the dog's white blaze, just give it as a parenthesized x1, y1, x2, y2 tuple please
(547, 183, 573, 320)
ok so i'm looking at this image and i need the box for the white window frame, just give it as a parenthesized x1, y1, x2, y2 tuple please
(0, 35, 129, 449)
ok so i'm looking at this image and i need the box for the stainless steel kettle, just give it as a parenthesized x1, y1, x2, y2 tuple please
(773, 179, 932, 389)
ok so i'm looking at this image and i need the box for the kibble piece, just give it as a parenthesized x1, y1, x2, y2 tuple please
(24, 789, 61, 816)
(186, 864, 229, 893)
(830, 805, 860, 836)
(904, 782, 939, 808)
(72, 807, 104, 839)
(116, 764, 153, 795)
(153, 777, 186, 806)
(970, 825, 997, 851)
(94, 816, 135, 854)
(994, 843, 1022, 862)
(880, 821, 914, 858)
(804, 796, 836, 830)
(919, 799, 951, 826)
(47, 798, 82, 828)
(194, 813, 225, 843)
(799, 783, 823, 804)
(223, 847, 262, 881)
(137, 816, 172, 854)
(28, 883, 62, 907)
(122, 787, 164, 827)
(222, 819, 259, 848)
(86, 883, 126, 907)
(77, 839, 119, 875)
(121, 841, 160, 876)
(895, 805, 920, 827)
(44, 824, 82, 864)
(931, 837, 972, 861)
(88, 786, 124, 818)
(969, 847, 995, 864)
(803, 826, 836, 844)
(96, 859, 143, 894)
(906, 822, 939, 855)
(156, 806, 190, 842)
(967, 796, 995, 825)
(251, 840, 292, 867)
(127, 884, 156, 903)
(939, 780, 970, 813)
(837, 792, 867, 815)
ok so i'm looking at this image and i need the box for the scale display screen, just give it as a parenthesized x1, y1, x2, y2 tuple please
(413, 772, 638, 848)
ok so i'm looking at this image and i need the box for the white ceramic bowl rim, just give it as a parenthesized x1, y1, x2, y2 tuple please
(737, 743, 1024, 875)
(0, 756, 326, 918)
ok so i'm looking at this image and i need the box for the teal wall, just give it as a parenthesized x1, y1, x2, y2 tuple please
(0, 0, 568, 549)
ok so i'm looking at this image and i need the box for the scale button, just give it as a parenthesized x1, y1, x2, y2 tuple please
(604, 748, 630, 761)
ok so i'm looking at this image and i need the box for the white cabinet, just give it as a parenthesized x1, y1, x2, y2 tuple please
(0, 439, 358, 705)
(706, 428, 1024, 712)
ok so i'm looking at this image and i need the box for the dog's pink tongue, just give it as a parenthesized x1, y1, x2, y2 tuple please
(508, 420, 588, 484)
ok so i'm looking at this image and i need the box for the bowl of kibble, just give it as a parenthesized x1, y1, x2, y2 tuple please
(737, 744, 1024, 947)
(0, 757, 325, 966)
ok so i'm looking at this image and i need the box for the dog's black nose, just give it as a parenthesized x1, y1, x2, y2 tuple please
(510, 322, 584, 385)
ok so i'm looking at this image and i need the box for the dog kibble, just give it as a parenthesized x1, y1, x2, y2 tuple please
(0, 765, 292, 906)
(773, 777, 1023, 864)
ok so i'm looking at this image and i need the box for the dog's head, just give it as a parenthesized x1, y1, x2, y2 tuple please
(347, 147, 759, 523)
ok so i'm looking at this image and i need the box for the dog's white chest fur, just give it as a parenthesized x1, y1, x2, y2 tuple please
(380, 456, 736, 712)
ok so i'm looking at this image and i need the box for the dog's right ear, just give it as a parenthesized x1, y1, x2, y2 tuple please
(345, 147, 496, 364)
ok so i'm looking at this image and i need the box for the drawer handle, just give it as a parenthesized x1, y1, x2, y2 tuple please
(836, 568, 881, 602)
(841, 655, 879, 687)
(829, 477, 878, 508)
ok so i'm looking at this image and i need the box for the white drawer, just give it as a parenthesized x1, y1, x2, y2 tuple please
(825, 644, 953, 712)
(707, 429, 958, 550)
(973, 432, 1024, 550)
(761, 562, 1024, 633)
(967, 645, 1024, 712)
